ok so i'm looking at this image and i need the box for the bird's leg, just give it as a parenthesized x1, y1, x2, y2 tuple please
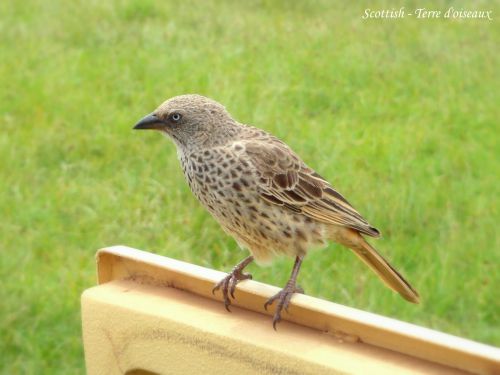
(264, 255, 305, 330)
(212, 255, 254, 311)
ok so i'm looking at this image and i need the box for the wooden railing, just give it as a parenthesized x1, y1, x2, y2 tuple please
(81, 246, 500, 374)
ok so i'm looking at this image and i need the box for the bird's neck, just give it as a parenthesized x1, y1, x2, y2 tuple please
(209, 120, 243, 146)
(172, 120, 244, 153)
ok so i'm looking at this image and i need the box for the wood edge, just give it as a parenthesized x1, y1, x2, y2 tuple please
(95, 245, 500, 374)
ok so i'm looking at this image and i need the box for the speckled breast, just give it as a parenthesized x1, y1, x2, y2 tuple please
(178, 148, 327, 262)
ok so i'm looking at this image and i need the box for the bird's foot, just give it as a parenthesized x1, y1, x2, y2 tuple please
(264, 283, 304, 330)
(212, 263, 253, 311)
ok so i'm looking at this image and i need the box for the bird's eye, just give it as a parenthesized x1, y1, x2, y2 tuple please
(170, 113, 182, 122)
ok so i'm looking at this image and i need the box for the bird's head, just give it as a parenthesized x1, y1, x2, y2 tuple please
(133, 94, 238, 150)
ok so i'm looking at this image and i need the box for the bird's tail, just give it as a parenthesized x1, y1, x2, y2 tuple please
(336, 228, 420, 303)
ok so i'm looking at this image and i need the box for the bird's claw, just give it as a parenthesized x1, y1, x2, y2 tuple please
(212, 270, 252, 311)
(264, 284, 304, 330)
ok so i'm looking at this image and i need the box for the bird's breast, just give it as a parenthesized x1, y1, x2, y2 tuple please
(180, 149, 257, 212)
(179, 150, 327, 260)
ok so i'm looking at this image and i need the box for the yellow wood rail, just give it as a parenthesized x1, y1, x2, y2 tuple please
(81, 246, 500, 374)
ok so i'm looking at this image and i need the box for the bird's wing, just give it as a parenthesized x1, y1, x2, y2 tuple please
(243, 140, 380, 237)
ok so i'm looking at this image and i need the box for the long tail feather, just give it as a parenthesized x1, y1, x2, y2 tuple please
(335, 228, 420, 303)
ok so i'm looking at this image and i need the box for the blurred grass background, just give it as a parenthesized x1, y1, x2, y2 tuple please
(0, 0, 499, 372)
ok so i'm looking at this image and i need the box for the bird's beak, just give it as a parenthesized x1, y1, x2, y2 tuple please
(133, 113, 166, 130)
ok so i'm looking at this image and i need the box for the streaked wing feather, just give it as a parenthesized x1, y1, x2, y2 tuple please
(244, 140, 380, 237)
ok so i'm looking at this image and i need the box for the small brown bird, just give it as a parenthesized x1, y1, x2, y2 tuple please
(134, 94, 419, 328)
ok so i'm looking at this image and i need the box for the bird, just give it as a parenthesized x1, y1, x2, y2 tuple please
(133, 94, 419, 329)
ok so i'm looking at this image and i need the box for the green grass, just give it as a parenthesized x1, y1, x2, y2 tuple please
(1, 0, 499, 372)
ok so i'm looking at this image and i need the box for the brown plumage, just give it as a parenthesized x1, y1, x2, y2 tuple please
(134, 94, 419, 328)
(244, 140, 381, 237)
